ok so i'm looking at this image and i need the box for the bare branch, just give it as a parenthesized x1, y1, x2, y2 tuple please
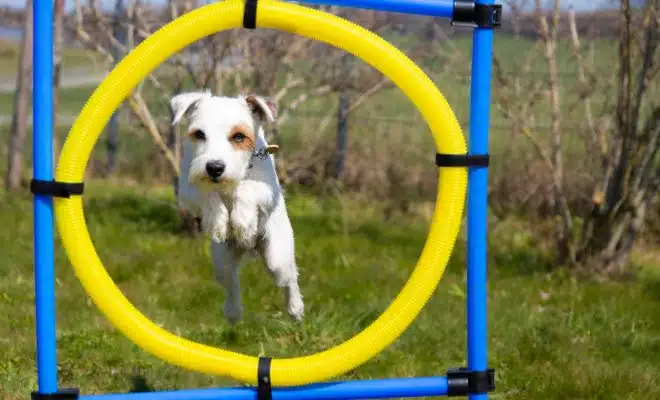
(569, 9, 607, 158)
(127, 93, 180, 175)
(74, 0, 114, 64)
(278, 85, 333, 127)
(346, 76, 391, 114)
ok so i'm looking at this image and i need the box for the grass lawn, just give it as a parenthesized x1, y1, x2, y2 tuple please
(1, 182, 659, 399)
(0, 39, 104, 79)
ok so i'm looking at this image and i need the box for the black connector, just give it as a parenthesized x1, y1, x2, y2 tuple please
(31, 388, 79, 400)
(452, 1, 502, 29)
(447, 367, 495, 397)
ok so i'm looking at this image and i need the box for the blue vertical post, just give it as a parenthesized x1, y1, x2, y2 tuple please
(33, 0, 58, 394)
(467, 0, 494, 400)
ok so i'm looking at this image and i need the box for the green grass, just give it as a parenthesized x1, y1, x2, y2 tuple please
(1, 182, 659, 399)
(0, 85, 97, 116)
(0, 40, 104, 79)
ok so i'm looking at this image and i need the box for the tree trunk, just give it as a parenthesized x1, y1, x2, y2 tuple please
(5, 0, 34, 190)
(579, 190, 655, 277)
(106, 0, 126, 175)
(335, 54, 350, 181)
(576, 0, 659, 277)
(537, 0, 575, 263)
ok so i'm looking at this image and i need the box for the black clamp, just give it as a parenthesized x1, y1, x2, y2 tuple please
(447, 367, 495, 397)
(257, 357, 272, 400)
(31, 388, 79, 400)
(243, 0, 258, 29)
(435, 153, 489, 168)
(30, 179, 84, 198)
(452, 1, 502, 28)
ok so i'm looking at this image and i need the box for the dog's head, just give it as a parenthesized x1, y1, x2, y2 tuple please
(171, 91, 277, 186)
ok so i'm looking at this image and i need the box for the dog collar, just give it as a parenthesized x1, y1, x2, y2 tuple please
(249, 144, 280, 169)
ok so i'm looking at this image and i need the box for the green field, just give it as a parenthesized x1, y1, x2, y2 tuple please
(0, 33, 618, 122)
(1, 182, 659, 398)
(0, 39, 104, 79)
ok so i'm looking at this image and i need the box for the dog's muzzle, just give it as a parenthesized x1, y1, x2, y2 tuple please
(205, 160, 226, 181)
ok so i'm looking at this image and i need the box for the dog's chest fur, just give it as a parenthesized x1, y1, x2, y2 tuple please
(217, 178, 274, 247)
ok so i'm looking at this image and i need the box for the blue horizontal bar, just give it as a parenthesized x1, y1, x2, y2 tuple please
(288, 0, 455, 18)
(81, 376, 448, 400)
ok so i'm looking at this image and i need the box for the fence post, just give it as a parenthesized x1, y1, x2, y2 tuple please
(335, 53, 351, 180)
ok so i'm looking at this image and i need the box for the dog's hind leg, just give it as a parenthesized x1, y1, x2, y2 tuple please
(260, 219, 304, 321)
(211, 241, 244, 325)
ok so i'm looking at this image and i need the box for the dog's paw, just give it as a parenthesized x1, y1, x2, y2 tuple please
(211, 225, 228, 243)
(203, 218, 228, 243)
(201, 211, 228, 243)
(230, 212, 259, 248)
(201, 193, 229, 243)
(224, 301, 243, 325)
(286, 294, 304, 322)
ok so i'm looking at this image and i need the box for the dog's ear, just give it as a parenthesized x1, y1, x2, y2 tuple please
(171, 92, 208, 126)
(244, 95, 277, 123)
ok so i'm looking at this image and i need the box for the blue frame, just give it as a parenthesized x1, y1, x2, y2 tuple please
(31, 0, 494, 398)
(33, 0, 58, 394)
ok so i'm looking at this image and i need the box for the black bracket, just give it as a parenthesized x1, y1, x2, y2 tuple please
(452, 1, 502, 29)
(31, 388, 79, 400)
(435, 153, 489, 168)
(243, 0, 258, 29)
(257, 357, 272, 400)
(30, 179, 84, 198)
(447, 367, 495, 397)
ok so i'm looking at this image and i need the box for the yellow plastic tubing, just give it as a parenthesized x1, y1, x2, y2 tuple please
(54, 0, 467, 387)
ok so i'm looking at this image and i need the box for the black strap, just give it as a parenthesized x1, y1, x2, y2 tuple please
(435, 153, 489, 168)
(243, 0, 258, 29)
(257, 357, 272, 400)
(30, 179, 84, 198)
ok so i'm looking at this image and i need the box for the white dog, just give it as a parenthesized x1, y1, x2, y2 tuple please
(171, 90, 304, 324)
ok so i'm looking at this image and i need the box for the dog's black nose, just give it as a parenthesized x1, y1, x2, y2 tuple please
(205, 161, 226, 178)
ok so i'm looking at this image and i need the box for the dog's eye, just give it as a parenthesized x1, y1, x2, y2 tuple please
(231, 132, 246, 143)
(191, 130, 206, 141)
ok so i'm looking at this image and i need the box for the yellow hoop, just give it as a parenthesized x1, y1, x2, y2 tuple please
(54, 0, 467, 387)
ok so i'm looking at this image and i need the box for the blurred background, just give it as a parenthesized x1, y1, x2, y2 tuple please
(0, 0, 658, 398)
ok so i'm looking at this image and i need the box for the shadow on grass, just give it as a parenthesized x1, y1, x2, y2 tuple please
(643, 274, 660, 302)
(84, 193, 180, 234)
(291, 213, 428, 251)
(491, 245, 554, 276)
(129, 375, 155, 393)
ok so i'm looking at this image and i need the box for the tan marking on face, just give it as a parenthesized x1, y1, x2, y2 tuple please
(228, 123, 256, 152)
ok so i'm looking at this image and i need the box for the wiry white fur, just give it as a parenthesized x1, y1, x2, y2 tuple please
(172, 90, 303, 325)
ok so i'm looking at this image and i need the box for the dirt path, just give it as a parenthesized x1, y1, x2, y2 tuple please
(0, 114, 78, 125)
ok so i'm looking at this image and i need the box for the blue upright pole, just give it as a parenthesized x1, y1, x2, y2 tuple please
(33, 0, 59, 394)
(467, 1, 494, 400)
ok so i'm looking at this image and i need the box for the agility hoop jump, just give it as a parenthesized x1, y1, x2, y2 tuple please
(30, 0, 500, 399)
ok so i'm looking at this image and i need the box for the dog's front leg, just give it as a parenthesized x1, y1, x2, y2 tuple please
(211, 241, 244, 324)
(260, 206, 304, 321)
(230, 184, 261, 249)
(202, 191, 229, 243)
